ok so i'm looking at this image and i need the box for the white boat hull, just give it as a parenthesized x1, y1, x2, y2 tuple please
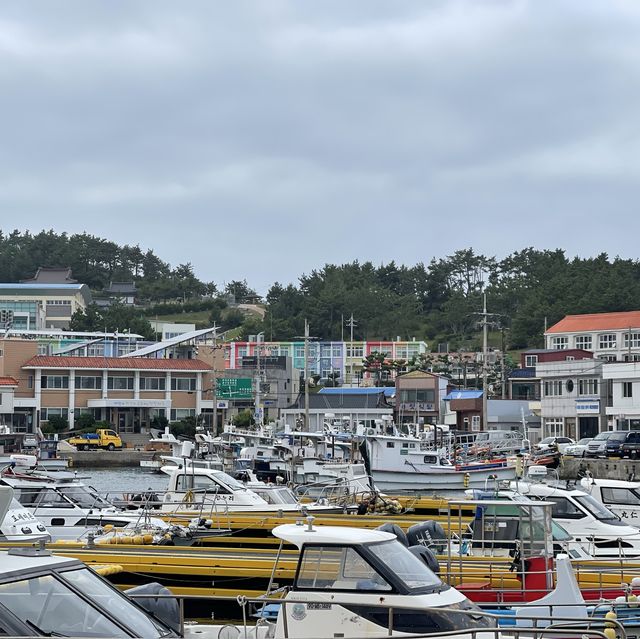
(371, 465, 516, 493)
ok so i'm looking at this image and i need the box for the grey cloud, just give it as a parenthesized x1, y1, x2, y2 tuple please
(1, 1, 640, 293)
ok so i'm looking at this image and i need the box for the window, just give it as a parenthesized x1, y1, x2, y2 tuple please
(0, 574, 123, 637)
(140, 377, 166, 391)
(296, 546, 391, 591)
(578, 379, 598, 396)
(544, 380, 563, 396)
(28, 375, 33, 389)
(575, 335, 592, 350)
(386, 442, 395, 448)
(171, 377, 196, 391)
(75, 376, 102, 390)
(332, 345, 342, 357)
(107, 376, 134, 390)
(87, 344, 104, 357)
(623, 382, 633, 398)
(175, 473, 231, 493)
(599, 334, 616, 350)
(170, 408, 196, 421)
(624, 333, 640, 349)
(544, 418, 564, 438)
(601, 487, 640, 505)
(40, 408, 69, 421)
(525, 355, 538, 367)
(544, 496, 585, 519)
(551, 336, 568, 350)
(41, 375, 69, 389)
(399, 389, 436, 403)
(320, 345, 331, 357)
(294, 346, 305, 359)
(346, 345, 364, 358)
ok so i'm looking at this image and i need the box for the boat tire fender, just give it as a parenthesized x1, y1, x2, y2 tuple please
(408, 544, 440, 574)
(376, 523, 408, 547)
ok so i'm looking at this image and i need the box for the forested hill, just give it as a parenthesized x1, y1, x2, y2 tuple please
(2, 230, 640, 349)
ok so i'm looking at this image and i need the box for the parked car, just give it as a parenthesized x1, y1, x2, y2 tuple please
(621, 431, 640, 459)
(606, 430, 640, 458)
(586, 431, 616, 457)
(563, 437, 593, 457)
(535, 436, 574, 454)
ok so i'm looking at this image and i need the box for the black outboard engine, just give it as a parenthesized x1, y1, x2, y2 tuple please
(376, 523, 408, 547)
(126, 582, 180, 632)
(406, 520, 448, 554)
(408, 544, 440, 573)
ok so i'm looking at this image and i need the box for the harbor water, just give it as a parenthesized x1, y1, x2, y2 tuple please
(78, 467, 168, 497)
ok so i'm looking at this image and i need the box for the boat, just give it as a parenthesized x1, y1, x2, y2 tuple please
(0, 485, 49, 542)
(486, 477, 640, 558)
(363, 429, 516, 493)
(0, 466, 177, 540)
(157, 463, 347, 515)
(578, 474, 640, 526)
(0, 522, 617, 638)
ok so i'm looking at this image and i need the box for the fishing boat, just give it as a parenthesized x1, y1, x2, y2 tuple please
(363, 431, 515, 493)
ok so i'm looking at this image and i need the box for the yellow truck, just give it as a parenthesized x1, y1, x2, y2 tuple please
(67, 428, 123, 451)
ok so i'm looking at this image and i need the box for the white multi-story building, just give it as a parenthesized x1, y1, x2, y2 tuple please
(545, 311, 640, 363)
(537, 359, 605, 440)
(602, 362, 640, 431)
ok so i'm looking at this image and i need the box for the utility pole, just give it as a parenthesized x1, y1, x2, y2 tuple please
(482, 293, 488, 432)
(254, 333, 264, 427)
(304, 320, 310, 431)
(345, 314, 357, 386)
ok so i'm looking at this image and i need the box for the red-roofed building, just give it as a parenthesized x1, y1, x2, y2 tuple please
(545, 311, 640, 363)
(0, 339, 216, 433)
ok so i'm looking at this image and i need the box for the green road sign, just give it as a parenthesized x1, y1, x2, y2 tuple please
(217, 377, 253, 399)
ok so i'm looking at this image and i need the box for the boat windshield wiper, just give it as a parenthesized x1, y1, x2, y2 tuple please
(25, 618, 68, 637)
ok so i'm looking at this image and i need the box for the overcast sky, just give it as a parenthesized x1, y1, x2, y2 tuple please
(1, 1, 639, 294)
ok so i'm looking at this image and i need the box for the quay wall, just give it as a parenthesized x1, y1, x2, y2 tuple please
(59, 450, 155, 468)
(559, 457, 640, 481)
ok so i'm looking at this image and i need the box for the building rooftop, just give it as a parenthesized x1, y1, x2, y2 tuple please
(444, 390, 483, 401)
(319, 387, 395, 397)
(0, 377, 18, 386)
(105, 282, 137, 294)
(288, 391, 391, 410)
(0, 283, 92, 305)
(20, 267, 77, 284)
(22, 356, 212, 372)
(547, 311, 640, 334)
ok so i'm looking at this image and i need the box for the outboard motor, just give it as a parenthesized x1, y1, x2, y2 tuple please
(376, 523, 408, 547)
(408, 545, 440, 573)
(126, 582, 180, 632)
(406, 520, 448, 554)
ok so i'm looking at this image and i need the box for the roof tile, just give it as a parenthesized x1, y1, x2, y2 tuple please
(22, 356, 212, 371)
(547, 311, 640, 334)
(0, 377, 18, 386)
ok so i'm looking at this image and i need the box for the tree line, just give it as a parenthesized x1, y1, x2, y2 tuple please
(3, 229, 640, 350)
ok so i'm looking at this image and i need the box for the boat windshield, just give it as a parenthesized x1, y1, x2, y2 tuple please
(215, 471, 249, 491)
(367, 540, 442, 591)
(256, 487, 299, 505)
(0, 569, 172, 637)
(58, 485, 112, 509)
(574, 494, 625, 525)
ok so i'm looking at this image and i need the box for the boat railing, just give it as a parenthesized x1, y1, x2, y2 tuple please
(127, 591, 626, 639)
(294, 476, 379, 506)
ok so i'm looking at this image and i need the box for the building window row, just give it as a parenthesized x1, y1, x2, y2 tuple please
(171, 377, 196, 391)
(170, 409, 196, 421)
(400, 389, 435, 403)
(544, 380, 563, 396)
(41, 375, 69, 389)
(578, 378, 598, 396)
(140, 377, 166, 391)
(41, 407, 69, 421)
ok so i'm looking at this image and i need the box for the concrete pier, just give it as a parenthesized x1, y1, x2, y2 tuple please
(59, 450, 156, 468)
(559, 457, 640, 481)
